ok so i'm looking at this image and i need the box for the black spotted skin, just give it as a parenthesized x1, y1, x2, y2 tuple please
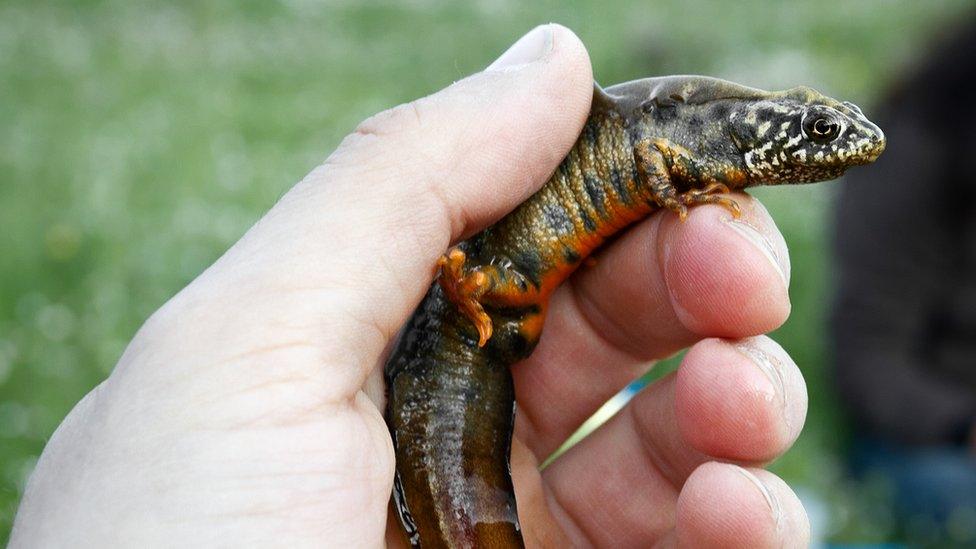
(385, 75, 885, 548)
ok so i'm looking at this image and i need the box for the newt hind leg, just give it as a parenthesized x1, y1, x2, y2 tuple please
(437, 249, 493, 347)
(437, 248, 541, 348)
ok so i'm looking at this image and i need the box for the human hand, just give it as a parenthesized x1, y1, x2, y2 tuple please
(11, 25, 809, 548)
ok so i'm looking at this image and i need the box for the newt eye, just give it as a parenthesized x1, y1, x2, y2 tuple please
(802, 114, 841, 143)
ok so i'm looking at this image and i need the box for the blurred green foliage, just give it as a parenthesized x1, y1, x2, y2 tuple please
(1, 0, 973, 543)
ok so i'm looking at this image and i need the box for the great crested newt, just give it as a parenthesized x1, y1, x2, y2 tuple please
(384, 75, 885, 548)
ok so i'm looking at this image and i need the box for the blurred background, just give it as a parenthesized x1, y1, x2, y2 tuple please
(2, 0, 975, 545)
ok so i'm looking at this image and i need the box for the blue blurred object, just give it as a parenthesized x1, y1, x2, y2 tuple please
(851, 437, 976, 526)
(823, 543, 908, 549)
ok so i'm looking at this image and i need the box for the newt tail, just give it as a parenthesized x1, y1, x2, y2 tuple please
(385, 76, 885, 548)
(387, 284, 520, 547)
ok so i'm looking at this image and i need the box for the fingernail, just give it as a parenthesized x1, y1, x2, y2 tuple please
(486, 25, 554, 71)
(734, 340, 791, 429)
(722, 216, 790, 288)
(732, 466, 784, 535)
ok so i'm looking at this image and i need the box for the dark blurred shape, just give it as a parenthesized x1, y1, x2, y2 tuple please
(831, 13, 976, 543)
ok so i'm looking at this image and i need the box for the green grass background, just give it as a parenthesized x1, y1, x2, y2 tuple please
(2, 0, 973, 543)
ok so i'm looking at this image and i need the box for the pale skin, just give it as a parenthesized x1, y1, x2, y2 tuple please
(11, 25, 811, 548)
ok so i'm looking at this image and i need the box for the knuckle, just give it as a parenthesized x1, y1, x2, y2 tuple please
(328, 96, 444, 175)
(354, 97, 429, 139)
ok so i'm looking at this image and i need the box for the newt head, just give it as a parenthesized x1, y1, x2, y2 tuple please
(729, 88, 886, 186)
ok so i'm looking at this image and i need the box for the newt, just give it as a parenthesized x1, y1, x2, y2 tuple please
(384, 75, 885, 548)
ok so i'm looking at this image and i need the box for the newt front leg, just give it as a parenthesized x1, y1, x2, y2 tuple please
(634, 138, 743, 221)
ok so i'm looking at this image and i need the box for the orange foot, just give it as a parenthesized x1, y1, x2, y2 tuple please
(437, 248, 493, 347)
(669, 182, 741, 221)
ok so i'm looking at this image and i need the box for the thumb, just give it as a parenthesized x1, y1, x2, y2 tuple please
(168, 24, 593, 378)
(327, 23, 593, 241)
